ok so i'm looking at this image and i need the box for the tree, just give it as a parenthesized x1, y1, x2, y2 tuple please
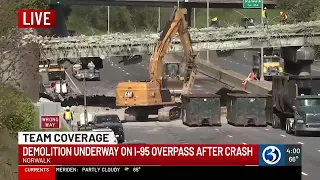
(278, 0, 320, 22)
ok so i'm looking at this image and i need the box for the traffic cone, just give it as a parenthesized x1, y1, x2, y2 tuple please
(241, 80, 247, 89)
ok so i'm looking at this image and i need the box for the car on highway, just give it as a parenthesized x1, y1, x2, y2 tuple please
(78, 126, 119, 144)
(91, 114, 125, 143)
(91, 128, 118, 144)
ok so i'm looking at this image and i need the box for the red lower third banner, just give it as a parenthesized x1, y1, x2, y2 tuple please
(18, 144, 259, 165)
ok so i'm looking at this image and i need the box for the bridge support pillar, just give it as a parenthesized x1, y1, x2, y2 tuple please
(50, 4, 68, 37)
(281, 46, 314, 75)
(186, 7, 192, 27)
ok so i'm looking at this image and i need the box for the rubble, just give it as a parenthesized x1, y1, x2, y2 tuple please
(10, 21, 320, 60)
(42, 21, 320, 48)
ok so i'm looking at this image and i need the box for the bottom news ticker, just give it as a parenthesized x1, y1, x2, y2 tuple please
(19, 166, 301, 180)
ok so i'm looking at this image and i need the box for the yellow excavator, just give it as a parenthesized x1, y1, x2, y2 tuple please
(115, 8, 198, 122)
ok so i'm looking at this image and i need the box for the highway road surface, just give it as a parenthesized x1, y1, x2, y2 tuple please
(65, 51, 319, 179)
(213, 50, 320, 76)
(65, 55, 226, 96)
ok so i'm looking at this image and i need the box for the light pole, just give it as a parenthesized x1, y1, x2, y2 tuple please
(158, 7, 161, 32)
(193, 8, 196, 28)
(206, 0, 210, 63)
(83, 69, 88, 130)
(260, 0, 264, 81)
(107, 6, 110, 34)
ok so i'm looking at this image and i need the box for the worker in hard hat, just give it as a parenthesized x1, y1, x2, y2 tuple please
(261, 7, 268, 27)
(280, 11, 288, 25)
(88, 61, 95, 69)
(63, 106, 73, 129)
(210, 17, 220, 28)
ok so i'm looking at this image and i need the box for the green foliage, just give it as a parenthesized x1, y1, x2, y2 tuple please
(0, 0, 49, 35)
(67, 6, 157, 34)
(278, 0, 320, 22)
(0, 84, 37, 138)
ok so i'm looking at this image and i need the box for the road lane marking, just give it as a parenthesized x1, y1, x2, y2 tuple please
(317, 150, 320, 152)
(280, 134, 286, 137)
(312, 67, 320, 72)
(65, 71, 82, 94)
(265, 128, 269, 131)
(227, 135, 233, 138)
(297, 142, 304, 145)
(301, 172, 308, 176)
(242, 142, 247, 145)
(215, 128, 219, 131)
(126, 72, 130, 75)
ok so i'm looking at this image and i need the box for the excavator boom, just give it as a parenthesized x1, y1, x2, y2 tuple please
(115, 8, 198, 122)
(149, 8, 198, 93)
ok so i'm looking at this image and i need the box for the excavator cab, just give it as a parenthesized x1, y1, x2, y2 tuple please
(162, 61, 184, 94)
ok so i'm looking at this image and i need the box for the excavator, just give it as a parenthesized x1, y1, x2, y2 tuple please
(115, 8, 198, 122)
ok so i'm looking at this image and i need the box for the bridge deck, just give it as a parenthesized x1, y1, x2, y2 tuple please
(39, 21, 320, 60)
(58, 0, 277, 8)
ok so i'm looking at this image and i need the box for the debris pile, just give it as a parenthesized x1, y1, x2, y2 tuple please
(42, 20, 320, 49)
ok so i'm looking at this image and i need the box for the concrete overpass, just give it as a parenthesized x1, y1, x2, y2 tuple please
(51, 0, 277, 36)
(41, 21, 320, 60)
(55, 0, 277, 8)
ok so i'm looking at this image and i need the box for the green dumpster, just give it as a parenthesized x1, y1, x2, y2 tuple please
(227, 93, 270, 126)
(181, 94, 221, 126)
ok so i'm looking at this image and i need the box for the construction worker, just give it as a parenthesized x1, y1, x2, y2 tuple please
(63, 106, 73, 129)
(262, 7, 268, 27)
(242, 73, 256, 89)
(210, 17, 220, 27)
(280, 11, 288, 25)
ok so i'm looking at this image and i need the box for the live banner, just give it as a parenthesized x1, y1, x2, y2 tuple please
(19, 166, 301, 180)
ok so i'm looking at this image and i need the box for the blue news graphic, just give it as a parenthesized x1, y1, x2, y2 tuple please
(259, 144, 285, 166)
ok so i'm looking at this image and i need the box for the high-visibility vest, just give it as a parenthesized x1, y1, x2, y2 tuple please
(262, 10, 267, 19)
(64, 111, 72, 120)
(212, 17, 218, 22)
(282, 13, 288, 20)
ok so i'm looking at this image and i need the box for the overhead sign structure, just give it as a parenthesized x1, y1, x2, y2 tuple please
(40, 115, 61, 129)
(243, 0, 262, 9)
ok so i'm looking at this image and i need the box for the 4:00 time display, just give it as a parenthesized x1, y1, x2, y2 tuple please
(286, 148, 301, 154)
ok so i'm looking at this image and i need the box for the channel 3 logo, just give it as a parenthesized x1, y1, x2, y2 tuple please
(262, 146, 281, 165)
(259, 144, 284, 166)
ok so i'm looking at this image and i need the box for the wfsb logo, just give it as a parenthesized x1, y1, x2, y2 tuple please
(18, 9, 56, 28)
(259, 145, 285, 166)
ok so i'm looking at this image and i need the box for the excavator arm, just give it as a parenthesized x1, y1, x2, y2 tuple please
(149, 7, 198, 94)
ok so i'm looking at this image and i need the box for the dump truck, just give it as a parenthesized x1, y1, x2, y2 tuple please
(39, 64, 73, 101)
(252, 53, 284, 81)
(271, 75, 320, 135)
